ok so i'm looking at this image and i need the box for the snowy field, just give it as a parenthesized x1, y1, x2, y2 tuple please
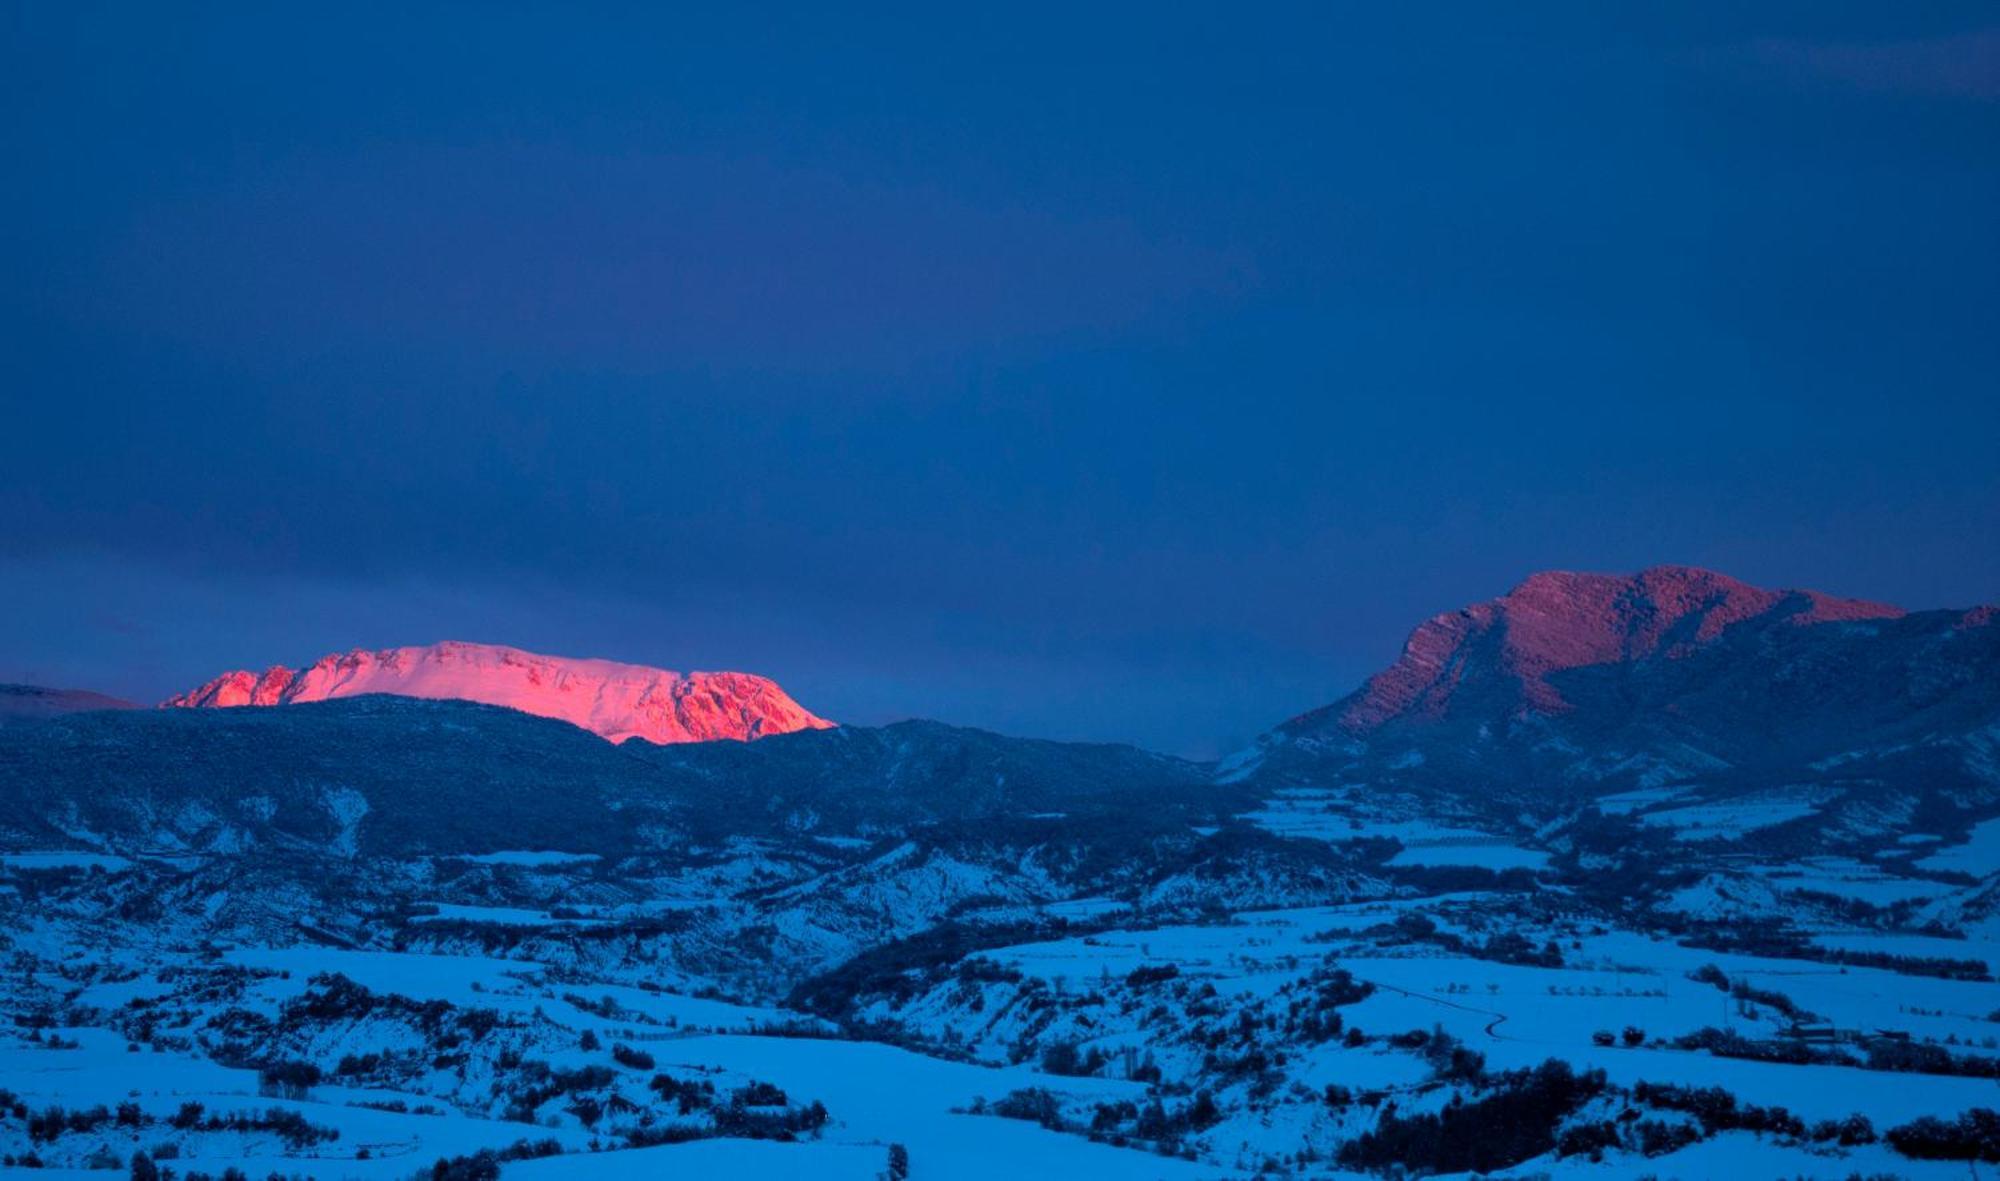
(1917, 816, 2000, 874)
(1634, 797, 1824, 841)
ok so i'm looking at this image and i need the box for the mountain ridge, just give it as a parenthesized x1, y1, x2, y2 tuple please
(1235, 566, 2000, 846)
(1295, 564, 1909, 737)
(164, 640, 831, 745)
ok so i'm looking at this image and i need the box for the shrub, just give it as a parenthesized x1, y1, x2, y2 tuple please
(1631, 1082, 1804, 1138)
(1811, 1114, 1876, 1145)
(258, 1059, 322, 1099)
(1632, 1118, 1702, 1156)
(991, 1087, 1062, 1129)
(734, 1080, 789, 1107)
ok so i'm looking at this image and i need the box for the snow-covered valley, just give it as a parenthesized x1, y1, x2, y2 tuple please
(2, 567, 1997, 1179)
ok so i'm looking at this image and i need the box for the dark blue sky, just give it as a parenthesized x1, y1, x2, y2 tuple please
(4, 5, 1996, 756)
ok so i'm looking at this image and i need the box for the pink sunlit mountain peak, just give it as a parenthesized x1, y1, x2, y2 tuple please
(1312, 564, 1905, 735)
(163, 640, 832, 745)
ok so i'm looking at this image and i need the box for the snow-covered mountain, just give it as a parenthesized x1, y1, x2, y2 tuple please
(1313, 565, 1906, 733)
(1238, 567, 2000, 827)
(164, 640, 831, 744)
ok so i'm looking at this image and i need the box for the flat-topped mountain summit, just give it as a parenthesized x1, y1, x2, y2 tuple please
(165, 640, 831, 745)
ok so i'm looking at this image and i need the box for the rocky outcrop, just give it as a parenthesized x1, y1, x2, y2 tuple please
(1241, 566, 1998, 817)
(1300, 565, 1904, 734)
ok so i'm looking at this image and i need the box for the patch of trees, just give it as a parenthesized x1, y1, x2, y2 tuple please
(1007, 1087, 1217, 1155)
(257, 1059, 322, 1098)
(1810, 1115, 1878, 1146)
(611, 1043, 655, 1071)
(787, 918, 1095, 1015)
(1385, 864, 1542, 894)
(560, 992, 627, 1020)
(16, 1100, 340, 1152)
(1283, 965, 1374, 1044)
(957, 957, 1024, 986)
(1669, 1021, 2000, 1081)
(1866, 1038, 2000, 1080)
(1886, 1107, 2000, 1162)
(1817, 946, 1990, 982)
(26, 1103, 116, 1142)
(1336, 1060, 1607, 1174)
(735, 1081, 789, 1107)
(1554, 1118, 1623, 1161)
(1684, 964, 1817, 1022)
(1406, 1025, 1486, 1083)
(648, 1072, 719, 1115)
(1670, 1026, 1841, 1067)
(1682, 928, 1990, 982)
(285, 972, 462, 1037)
(422, 1137, 564, 1181)
(623, 1086, 827, 1146)
(991, 1087, 1063, 1128)
(1549, 810, 1677, 900)
(1380, 914, 1563, 968)
(1628, 1119, 1704, 1157)
(710, 1097, 829, 1142)
(1039, 1040, 1110, 1077)
(1629, 1081, 1804, 1138)
(499, 1060, 617, 1123)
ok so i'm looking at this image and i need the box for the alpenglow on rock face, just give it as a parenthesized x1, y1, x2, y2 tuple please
(1236, 564, 1998, 812)
(1304, 564, 1907, 734)
(164, 641, 832, 744)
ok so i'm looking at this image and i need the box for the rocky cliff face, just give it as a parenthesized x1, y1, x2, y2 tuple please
(1239, 567, 1999, 824)
(1307, 565, 1905, 735)
(164, 641, 831, 745)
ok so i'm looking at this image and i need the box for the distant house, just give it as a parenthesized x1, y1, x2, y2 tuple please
(1783, 1021, 1838, 1044)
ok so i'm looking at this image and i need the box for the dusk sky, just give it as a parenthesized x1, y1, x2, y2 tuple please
(4, 5, 1996, 757)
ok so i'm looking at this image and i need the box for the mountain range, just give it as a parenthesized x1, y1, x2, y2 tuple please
(9, 563, 1996, 863)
